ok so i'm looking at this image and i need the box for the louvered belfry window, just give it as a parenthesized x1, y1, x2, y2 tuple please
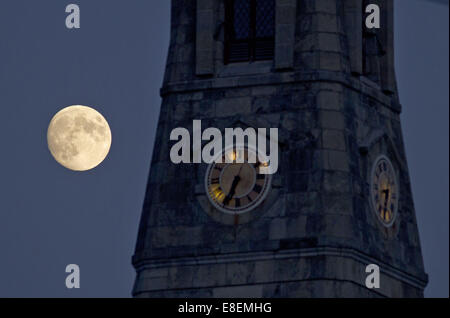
(225, 0, 275, 63)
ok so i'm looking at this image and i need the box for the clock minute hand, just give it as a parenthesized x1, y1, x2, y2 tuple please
(382, 189, 390, 204)
(224, 175, 241, 205)
(382, 189, 390, 219)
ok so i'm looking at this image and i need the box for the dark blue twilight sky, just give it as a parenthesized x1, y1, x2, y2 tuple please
(0, 1, 448, 297)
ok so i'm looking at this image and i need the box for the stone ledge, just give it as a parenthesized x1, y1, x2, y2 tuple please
(134, 278, 387, 298)
(160, 70, 401, 113)
(133, 245, 428, 290)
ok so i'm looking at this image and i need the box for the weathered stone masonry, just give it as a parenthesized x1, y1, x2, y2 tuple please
(133, 0, 427, 298)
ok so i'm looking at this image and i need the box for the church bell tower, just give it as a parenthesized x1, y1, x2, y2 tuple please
(132, 0, 428, 297)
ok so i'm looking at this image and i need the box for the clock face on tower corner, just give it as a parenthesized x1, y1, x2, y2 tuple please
(370, 155, 399, 227)
(205, 146, 272, 215)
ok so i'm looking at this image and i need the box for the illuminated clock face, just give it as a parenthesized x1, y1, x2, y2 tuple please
(370, 156, 399, 227)
(205, 147, 272, 215)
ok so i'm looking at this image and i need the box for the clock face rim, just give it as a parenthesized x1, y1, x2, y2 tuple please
(204, 145, 272, 215)
(370, 155, 399, 227)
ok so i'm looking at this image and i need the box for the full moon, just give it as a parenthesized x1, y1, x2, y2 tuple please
(47, 105, 112, 171)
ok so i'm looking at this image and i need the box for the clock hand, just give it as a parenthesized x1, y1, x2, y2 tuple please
(224, 175, 241, 205)
(383, 189, 390, 204)
(382, 189, 390, 220)
(231, 164, 246, 194)
(229, 164, 244, 193)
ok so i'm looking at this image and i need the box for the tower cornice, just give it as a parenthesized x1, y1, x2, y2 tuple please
(161, 70, 401, 113)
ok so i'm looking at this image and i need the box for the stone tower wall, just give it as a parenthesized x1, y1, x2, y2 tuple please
(133, 0, 427, 298)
